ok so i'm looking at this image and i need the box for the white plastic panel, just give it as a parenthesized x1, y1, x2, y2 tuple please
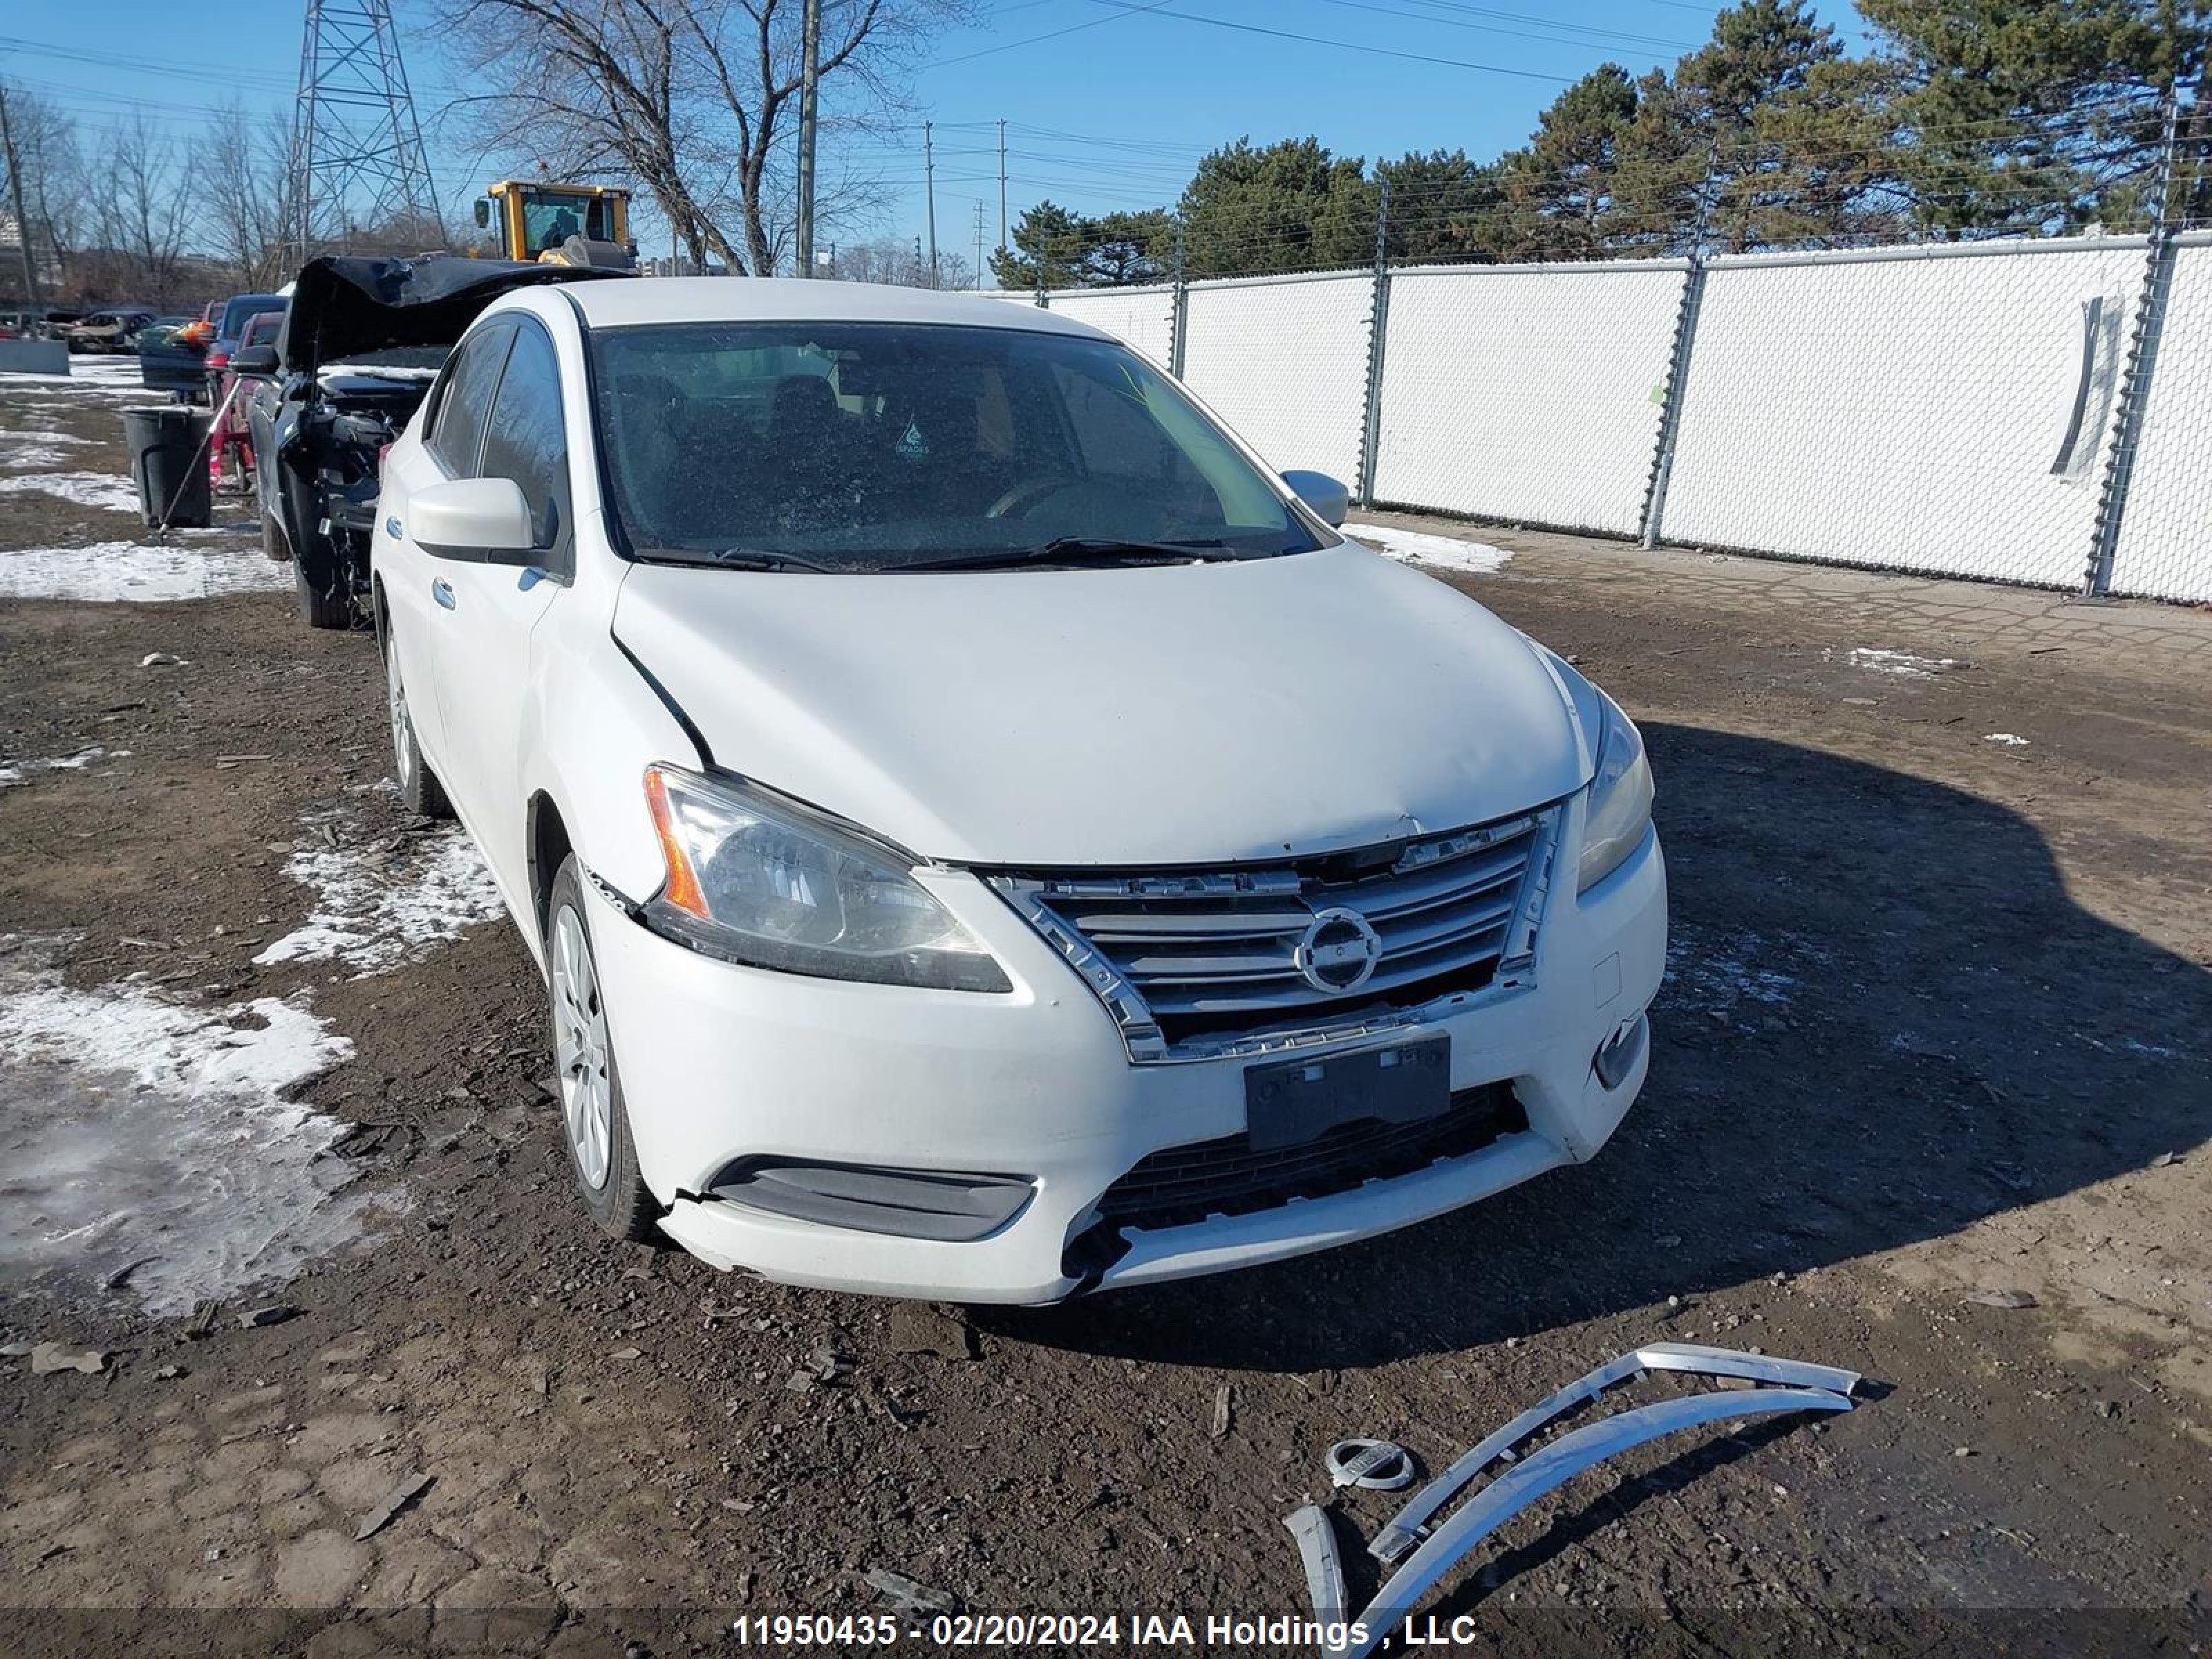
(1375, 261, 1689, 536)
(1179, 272, 1372, 485)
(1042, 284, 1177, 368)
(1660, 239, 2150, 588)
(2107, 239, 2212, 603)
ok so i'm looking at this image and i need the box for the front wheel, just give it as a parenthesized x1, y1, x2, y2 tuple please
(547, 856, 659, 1244)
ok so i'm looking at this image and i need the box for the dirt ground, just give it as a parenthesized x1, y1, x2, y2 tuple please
(2, 359, 2209, 1658)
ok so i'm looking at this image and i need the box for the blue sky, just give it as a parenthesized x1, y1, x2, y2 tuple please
(4, 0, 1869, 273)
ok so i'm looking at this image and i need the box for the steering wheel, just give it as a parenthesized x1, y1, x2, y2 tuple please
(984, 478, 1076, 520)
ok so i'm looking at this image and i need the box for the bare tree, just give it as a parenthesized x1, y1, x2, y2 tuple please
(0, 84, 86, 295)
(95, 113, 194, 303)
(207, 104, 297, 290)
(830, 232, 971, 288)
(429, 0, 965, 274)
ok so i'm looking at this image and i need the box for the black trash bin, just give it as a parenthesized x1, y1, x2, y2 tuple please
(123, 404, 212, 529)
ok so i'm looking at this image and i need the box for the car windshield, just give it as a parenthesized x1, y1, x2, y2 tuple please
(588, 321, 1328, 572)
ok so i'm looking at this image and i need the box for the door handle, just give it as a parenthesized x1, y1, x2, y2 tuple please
(431, 578, 456, 612)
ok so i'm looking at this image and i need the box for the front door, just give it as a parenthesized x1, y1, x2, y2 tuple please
(423, 319, 574, 905)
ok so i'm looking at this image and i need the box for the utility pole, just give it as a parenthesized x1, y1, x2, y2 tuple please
(996, 118, 1008, 263)
(794, 0, 821, 277)
(923, 120, 939, 290)
(0, 85, 39, 306)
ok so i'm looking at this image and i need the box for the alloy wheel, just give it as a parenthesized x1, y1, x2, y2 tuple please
(386, 652, 415, 795)
(550, 903, 613, 1191)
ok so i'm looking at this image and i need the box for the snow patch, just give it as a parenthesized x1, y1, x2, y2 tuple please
(0, 934, 382, 1316)
(1665, 925, 1826, 1015)
(0, 540, 286, 603)
(1, 440, 84, 471)
(1848, 647, 1956, 678)
(1347, 521, 1514, 575)
(1984, 732, 2030, 747)
(0, 746, 126, 788)
(321, 363, 440, 383)
(0, 427, 89, 452)
(0, 471, 140, 513)
(255, 808, 507, 975)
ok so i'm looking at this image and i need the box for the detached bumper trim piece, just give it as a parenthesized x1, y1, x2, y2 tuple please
(1333, 1382, 1855, 1659)
(1370, 1340, 1860, 1563)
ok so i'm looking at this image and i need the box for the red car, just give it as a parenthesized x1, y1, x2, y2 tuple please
(212, 309, 287, 494)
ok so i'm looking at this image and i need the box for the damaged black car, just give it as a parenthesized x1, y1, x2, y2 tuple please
(233, 255, 626, 628)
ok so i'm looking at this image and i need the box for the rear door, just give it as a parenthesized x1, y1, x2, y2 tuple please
(420, 317, 571, 898)
(379, 319, 515, 771)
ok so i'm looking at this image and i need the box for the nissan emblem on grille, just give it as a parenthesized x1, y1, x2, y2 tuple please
(1294, 907, 1385, 993)
(988, 805, 1560, 1062)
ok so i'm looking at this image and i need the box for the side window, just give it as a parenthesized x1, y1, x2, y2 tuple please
(429, 324, 514, 476)
(477, 325, 571, 563)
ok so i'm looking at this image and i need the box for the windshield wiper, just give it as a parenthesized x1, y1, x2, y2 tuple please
(895, 536, 1239, 573)
(699, 546, 831, 572)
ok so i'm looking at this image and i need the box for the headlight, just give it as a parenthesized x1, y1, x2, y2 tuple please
(640, 765, 1009, 992)
(1578, 690, 1654, 893)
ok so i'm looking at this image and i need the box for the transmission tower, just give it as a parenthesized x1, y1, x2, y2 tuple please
(287, 0, 442, 266)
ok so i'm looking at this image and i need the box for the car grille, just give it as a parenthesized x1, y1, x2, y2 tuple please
(987, 807, 1559, 1062)
(1065, 1082, 1528, 1273)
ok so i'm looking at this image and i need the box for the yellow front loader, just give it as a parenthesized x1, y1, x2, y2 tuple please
(474, 180, 637, 269)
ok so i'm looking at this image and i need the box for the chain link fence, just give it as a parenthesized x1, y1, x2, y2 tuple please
(1375, 261, 1689, 539)
(1178, 272, 1373, 491)
(2104, 232, 2212, 603)
(1660, 238, 2149, 588)
(1017, 218, 2212, 603)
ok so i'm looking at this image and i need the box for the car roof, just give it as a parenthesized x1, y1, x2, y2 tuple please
(556, 276, 1104, 341)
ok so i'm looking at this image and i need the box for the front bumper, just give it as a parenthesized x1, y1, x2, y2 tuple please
(587, 821, 1667, 1304)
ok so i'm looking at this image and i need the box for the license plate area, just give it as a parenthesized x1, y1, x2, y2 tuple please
(1243, 1035, 1451, 1152)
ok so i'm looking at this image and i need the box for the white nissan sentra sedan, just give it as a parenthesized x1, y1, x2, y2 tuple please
(370, 277, 1666, 1303)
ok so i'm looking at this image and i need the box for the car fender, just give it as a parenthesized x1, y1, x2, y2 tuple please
(517, 557, 702, 950)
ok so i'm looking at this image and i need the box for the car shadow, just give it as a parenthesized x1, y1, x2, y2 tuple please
(977, 723, 2212, 1371)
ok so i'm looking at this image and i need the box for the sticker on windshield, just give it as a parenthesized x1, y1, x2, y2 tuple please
(895, 420, 930, 460)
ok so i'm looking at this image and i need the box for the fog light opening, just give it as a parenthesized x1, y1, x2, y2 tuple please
(1593, 1013, 1649, 1090)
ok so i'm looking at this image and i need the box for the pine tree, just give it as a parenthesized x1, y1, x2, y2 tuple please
(1177, 137, 1374, 276)
(1376, 150, 1503, 264)
(1494, 65, 1640, 259)
(1631, 0, 1879, 254)
(1857, 0, 2210, 235)
(991, 200, 1090, 290)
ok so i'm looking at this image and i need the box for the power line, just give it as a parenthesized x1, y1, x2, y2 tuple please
(926, 0, 1185, 68)
(1302, 0, 1695, 59)
(1069, 0, 1579, 84)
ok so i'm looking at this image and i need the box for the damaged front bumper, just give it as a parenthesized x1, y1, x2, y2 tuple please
(590, 821, 1665, 1304)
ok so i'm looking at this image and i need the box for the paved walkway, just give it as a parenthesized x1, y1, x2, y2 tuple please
(1356, 511, 2212, 668)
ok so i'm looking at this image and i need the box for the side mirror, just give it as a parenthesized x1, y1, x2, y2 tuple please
(411, 476, 538, 563)
(474, 198, 492, 229)
(231, 343, 280, 378)
(1282, 469, 1349, 528)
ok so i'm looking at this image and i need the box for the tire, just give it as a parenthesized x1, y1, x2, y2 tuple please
(379, 618, 453, 820)
(293, 540, 353, 630)
(260, 508, 290, 564)
(546, 856, 659, 1244)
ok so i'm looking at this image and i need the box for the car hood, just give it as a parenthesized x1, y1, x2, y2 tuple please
(276, 255, 626, 377)
(612, 545, 1590, 868)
